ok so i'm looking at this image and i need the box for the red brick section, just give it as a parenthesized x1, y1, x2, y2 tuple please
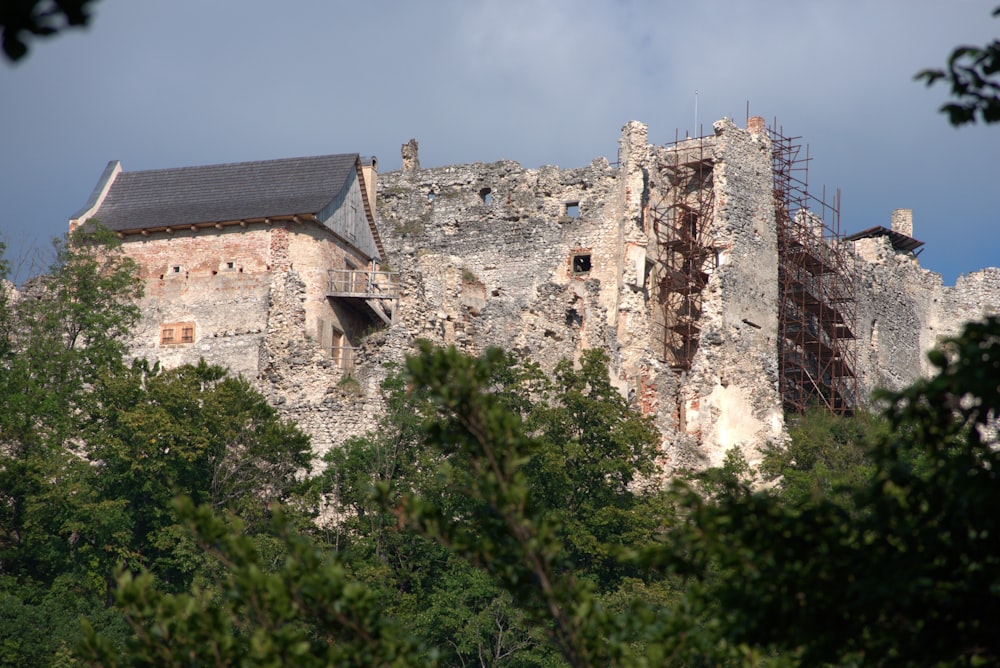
(638, 370, 659, 416)
(122, 227, 273, 281)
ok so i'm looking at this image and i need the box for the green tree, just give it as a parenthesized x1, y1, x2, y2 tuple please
(82, 359, 313, 591)
(0, 228, 315, 665)
(917, 5, 1000, 125)
(319, 349, 670, 666)
(758, 407, 888, 506)
(0, 224, 141, 578)
(0, 224, 141, 454)
(380, 345, 691, 667)
(0, 227, 142, 666)
(79, 499, 431, 668)
(91, 345, 688, 667)
(85, 321, 1000, 666)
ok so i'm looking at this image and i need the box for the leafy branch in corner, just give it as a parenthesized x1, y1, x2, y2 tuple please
(916, 6, 1000, 125)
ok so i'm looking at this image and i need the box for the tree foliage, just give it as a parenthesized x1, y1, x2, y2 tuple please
(916, 6, 1000, 125)
(80, 500, 429, 668)
(758, 407, 888, 506)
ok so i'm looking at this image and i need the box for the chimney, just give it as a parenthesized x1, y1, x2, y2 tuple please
(360, 156, 377, 223)
(891, 208, 913, 237)
(747, 116, 766, 137)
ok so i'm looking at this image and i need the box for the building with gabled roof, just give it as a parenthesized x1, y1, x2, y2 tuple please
(70, 152, 396, 393)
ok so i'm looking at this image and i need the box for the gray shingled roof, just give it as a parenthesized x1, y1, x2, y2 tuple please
(89, 154, 359, 231)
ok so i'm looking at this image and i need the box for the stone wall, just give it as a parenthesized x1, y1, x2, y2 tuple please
(123, 225, 273, 377)
(853, 228, 1000, 399)
(369, 118, 787, 472)
(673, 119, 783, 468)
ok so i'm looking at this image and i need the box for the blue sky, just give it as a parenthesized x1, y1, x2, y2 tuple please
(2, 0, 998, 284)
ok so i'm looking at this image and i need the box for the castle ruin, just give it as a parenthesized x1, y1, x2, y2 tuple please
(70, 117, 1000, 471)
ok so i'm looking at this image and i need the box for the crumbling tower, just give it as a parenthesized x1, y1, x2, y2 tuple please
(771, 124, 859, 414)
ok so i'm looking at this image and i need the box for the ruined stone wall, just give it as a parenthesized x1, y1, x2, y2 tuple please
(852, 230, 1000, 400)
(939, 268, 1000, 337)
(285, 224, 375, 353)
(853, 236, 940, 395)
(687, 120, 783, 466)
(638, 119, 783, 469)
(369, 119, 787, 472)
(377, 155, 621, 366)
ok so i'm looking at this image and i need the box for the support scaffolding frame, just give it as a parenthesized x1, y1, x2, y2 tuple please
(649, 132, 716, 371)
(771, 122, 859, 415)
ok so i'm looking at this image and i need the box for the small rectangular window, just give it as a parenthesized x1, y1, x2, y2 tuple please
(565, 202, 580, 219)
(572, 253, 592, 274)
(160, 321, 195, 346)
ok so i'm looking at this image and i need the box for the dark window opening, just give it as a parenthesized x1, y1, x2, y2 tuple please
(680, 211, 699, 238)
(566, 308, 583, 327)
(480, 188, 493, 205)
(226, 261, 235, 270)
(572, 254, 592, 274)
(171, 265, 182, 274)
(565, 202, 580, 219)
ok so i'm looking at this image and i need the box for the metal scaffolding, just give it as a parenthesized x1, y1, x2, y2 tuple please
(649, 133, 715, 371)
(771, 122, 859, 415)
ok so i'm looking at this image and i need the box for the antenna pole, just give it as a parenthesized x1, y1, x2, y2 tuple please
(695, 90, 699, 133)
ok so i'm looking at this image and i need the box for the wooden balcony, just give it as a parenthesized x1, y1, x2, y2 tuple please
(327, 269, 399, 326)
(327, 269, 399, 300)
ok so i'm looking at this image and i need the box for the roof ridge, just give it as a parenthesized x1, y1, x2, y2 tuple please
(118, 152, 360, 177)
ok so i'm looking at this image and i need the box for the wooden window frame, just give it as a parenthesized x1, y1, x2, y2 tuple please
(160, 321, 195, 346)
